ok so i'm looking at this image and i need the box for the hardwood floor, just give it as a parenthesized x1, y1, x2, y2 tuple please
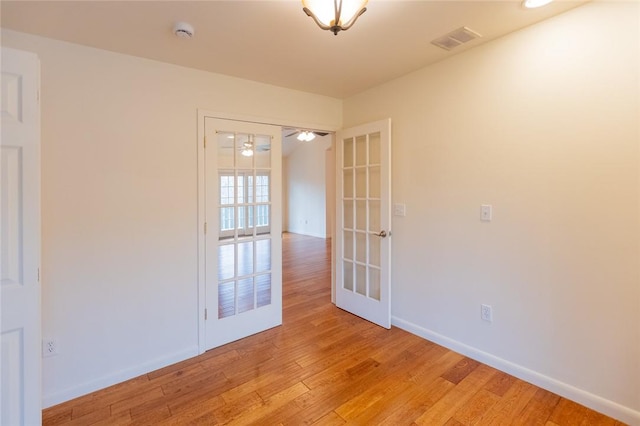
(43, 233, 624, 425)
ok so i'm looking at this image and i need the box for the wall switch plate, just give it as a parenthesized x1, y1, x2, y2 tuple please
(394, 203, 406, 217)
(481, 204, 492, 222)
(481, 304, 493, 322)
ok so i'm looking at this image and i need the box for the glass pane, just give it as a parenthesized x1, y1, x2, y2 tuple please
(247, 174, 253, 204)
(217, 131, 235, 169)
(256, 239, 271, 272)
(220, 207, 235, 235)
(237, 278, 254, 314)
(343, 261, 354, 291)
(355, 232, 366, 263)
(344, 138, 353, 167)
(370, 234, 380, 267)
(343, 230, 353, 260)
(256, 274, 271, 308)
(369, 267, 381, 301)
(355, 168, 366, 198)
(257, 205, 270, 235)
(369, 200, 380, 232)
(237, 241, 253, 276)
(343, 169, 354, 198)
(218, 281, 235, 319)
(219, 174, 235, 205)
(246, 205, 254, 230)
(237, 174, 245, 204)
(237, 206, 247, 234)
(256, 173, 270, 202)
(355, 135, 367, 167)
(369, 132, 381, 165)
(254, 135, 271, 168)
(237, 133, 253, 169)
(356, 201, 366, 231)
(344, 200, 354, 229)
(218, 244, 235, 280)
(369, 166, 380, 199)
(356, 264, 366, 296)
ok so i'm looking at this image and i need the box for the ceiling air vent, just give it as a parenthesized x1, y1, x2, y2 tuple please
(431, 26, 482, 51)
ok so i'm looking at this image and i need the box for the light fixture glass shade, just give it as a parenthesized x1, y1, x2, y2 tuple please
(522, 0, 553, 8)
(297, 131, 316, 142)
(302, 0, 368, 35)
(241, 148, 254, 157)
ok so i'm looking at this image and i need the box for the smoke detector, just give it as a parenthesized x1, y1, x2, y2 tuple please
(173, 22, 195, 39)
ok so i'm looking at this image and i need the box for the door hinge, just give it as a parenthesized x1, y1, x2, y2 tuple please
(204, 222, 207, 234)
(205, 308, 208, 320)
(37, 268, 40, 282)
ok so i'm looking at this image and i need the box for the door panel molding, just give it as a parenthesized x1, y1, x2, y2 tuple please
(335, 119, 391, 328)
(1, 47, 41, 426)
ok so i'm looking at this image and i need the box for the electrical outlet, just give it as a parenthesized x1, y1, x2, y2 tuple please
(42, 339, 58, 357)
(481, 304, 493, 322)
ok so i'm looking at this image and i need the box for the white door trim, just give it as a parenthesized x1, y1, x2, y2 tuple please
(196, 109, 337, 353)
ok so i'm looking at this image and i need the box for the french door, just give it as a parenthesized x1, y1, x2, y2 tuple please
(1, 48, 41, 425)
(336, 119, 391, 328)
(203, 117, 282, 349)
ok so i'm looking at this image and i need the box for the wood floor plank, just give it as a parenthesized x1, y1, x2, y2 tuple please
(225, 381, 310, 426)
(41, 233, 625, 426)
(312, 411, 346, 425)
(452, 388, 501, 425)
(372, 377, 456, 425)
(414, 364, 499, 425)
(518, 388, 561, 426)
(474, 379, 538, 425)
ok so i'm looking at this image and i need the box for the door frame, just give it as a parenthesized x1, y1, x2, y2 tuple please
(196, 109, 337, 353)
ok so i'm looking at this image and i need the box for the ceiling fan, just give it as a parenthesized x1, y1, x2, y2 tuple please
(219, 133, 271, 157)
(238, 135, 271, 157)
(285, 129, 329, 141)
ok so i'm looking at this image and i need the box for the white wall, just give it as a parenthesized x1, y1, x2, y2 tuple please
(285, 135, 332, 238)
(0, 29, 342, 407)
(344, 2, 639, 423)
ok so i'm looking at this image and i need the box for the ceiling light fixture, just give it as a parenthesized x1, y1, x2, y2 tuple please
(297, 131, 316, 142)
(302, 0, 368, 35)
(522, 0, 553, 8)
(241, 136, 255, 157)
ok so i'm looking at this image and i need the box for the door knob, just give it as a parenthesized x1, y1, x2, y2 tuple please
(376, 230, 388, 238)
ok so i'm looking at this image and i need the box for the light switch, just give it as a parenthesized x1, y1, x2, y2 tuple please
(481, 204, 492, 222)
(394, 203, 407, 217)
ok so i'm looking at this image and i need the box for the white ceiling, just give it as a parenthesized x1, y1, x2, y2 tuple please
(1, 0, 586, 100)
(1, 0, 586, 156)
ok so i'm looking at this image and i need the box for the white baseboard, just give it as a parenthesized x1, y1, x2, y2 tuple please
(42, 346, 199, 408)
(391, 316, 640, 426)
(286, 230, 328, 239)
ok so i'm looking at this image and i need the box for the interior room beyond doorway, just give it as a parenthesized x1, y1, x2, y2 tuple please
(282, 129, 334, 239)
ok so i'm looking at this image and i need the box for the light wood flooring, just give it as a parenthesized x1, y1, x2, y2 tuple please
(43, 233, 624, 425)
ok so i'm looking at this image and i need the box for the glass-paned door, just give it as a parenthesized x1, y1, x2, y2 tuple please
(205, 117, 282, 349)
(336, 119, 391, 328)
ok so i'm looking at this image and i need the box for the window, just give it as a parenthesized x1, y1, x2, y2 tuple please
(219, 171, 270, 238)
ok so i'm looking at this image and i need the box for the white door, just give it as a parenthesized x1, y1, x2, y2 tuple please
(1, 48, 42, 425)
(204, 117, 282, 349)
(336, 119, 391, 328)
